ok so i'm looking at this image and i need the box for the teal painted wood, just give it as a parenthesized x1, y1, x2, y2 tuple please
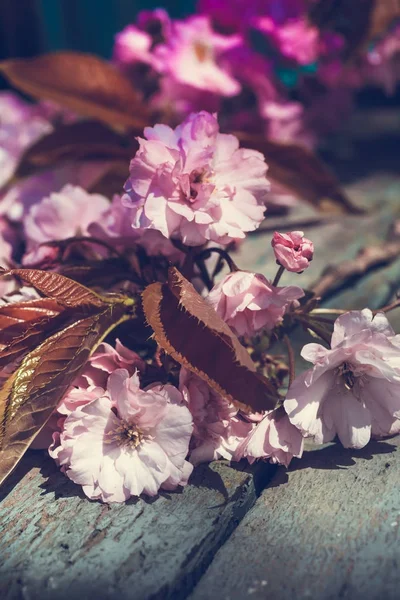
(237, 172, 400, 302)
(0, 452, 275, 600)
(190, 437, 400, 600)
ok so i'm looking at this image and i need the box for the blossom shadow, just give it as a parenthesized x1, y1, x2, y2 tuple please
(290, 438, 397, 472)
(37, 452, 88, 500)
(0, 450, 46, 502)
(190, 462, 230, 505)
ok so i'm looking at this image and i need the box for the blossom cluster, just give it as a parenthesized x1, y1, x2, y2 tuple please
(0, 86, 399, 501)
(113, 2, 400, 149)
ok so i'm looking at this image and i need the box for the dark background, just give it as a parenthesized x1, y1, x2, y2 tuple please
(0, 0, 398, 107)
(0, 0, 195, 60)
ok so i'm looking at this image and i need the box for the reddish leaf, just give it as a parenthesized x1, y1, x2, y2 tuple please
(0, 297, 62, 333)
(235, 133, 363, 214)
(0, 52, 150, 129)
(368, 0, 400, 40)
(0, 312, 73, 368)
(0, 303, 133, 486)
(1, 268, 107, 308)
(142, 267, 278, 414)
(87, 160, 134, 197)
(14, 121, 132, 179)
(0, 268, 136, 374)
(0, 299, 67, 359)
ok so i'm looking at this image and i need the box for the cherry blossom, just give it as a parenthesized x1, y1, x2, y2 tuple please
(50, 369, 193, 502)
(0, 92, 53, 189)
(207, 270, 304, 336)
(23, 184, 109, 263)
(122, 111, 270, 246)
(179, 368, 253, 465)
(285, 309, 400, 449)
(235, 406, 304, 467)
(154, 16, 242, 96)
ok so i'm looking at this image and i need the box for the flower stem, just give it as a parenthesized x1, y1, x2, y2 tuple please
(283, 334, 295, 387)
(272, 265, 285, 287)
(310, 308, 347, 316)
(194, 257, 213, 291)
(195, 247, 239, 273)
(373, 297, 400, 314)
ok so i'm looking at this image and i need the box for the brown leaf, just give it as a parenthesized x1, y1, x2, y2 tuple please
(368, 0, 400, 41)
(0, 297, 68, 366)
(87, 160, 133, 197)
(14, 121, 132, 179)
(1, 268, 107, 308)
(0, 269, 136, 372)
(142, 267, 278, 413)
(235, 132, 363, 214)
(0, 312, 72, 368)
(0, 52, 150, 129)
(0, 303, 133, 486)
(0, 298, 62, 336)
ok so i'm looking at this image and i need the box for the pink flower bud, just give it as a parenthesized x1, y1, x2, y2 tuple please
(271, 230, 314, 273)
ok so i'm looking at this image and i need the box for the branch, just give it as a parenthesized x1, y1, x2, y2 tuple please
(311, 240, 400, 300)
(283, 334, 295, 387)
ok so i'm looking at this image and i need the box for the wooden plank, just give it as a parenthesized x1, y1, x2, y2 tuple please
(190, 436, 400, 600)
(0, 452, 276, 600)
(238, 173, 400, 302)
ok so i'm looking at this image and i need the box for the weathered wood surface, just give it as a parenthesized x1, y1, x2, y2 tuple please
(1, 130, 400, 599)
(190, 437, 400, 600)
(0, 453, 275, 600)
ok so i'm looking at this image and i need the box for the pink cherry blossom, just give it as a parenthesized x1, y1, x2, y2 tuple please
(179, 367, 253, 465)
(113, 9, 171, 70)
(262, 101, 315, 147)
(37, 341, 143, 449)
(0, 162, 113, 223)
(234, 406, 304, 467)
(89, 194, 183, 262)
(154, 16, 242, 96)
(363, 23, 400, 94)
(0, 218, 20, 296)
(150, 75, 222, 119)
(0, 92, 53, 189)
(198, 0, 306, 31)
(272, 230, 314, 272)
(122, 111, 270, 246)
(50, 369, 193, 502)
(207, 270, 304, 336)
(23, 184, 110, 263)
(254, 17, 319, 65)
(73, 339, 145, 391)
(113, 25, 155, 67)
(57, 386, 105, 417)
(197, 0, 265, 32)
(284, 309, 400, 449)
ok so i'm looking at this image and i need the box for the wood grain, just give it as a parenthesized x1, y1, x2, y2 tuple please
(0, 452, 275, 600)
(190, 437, 400, 600)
